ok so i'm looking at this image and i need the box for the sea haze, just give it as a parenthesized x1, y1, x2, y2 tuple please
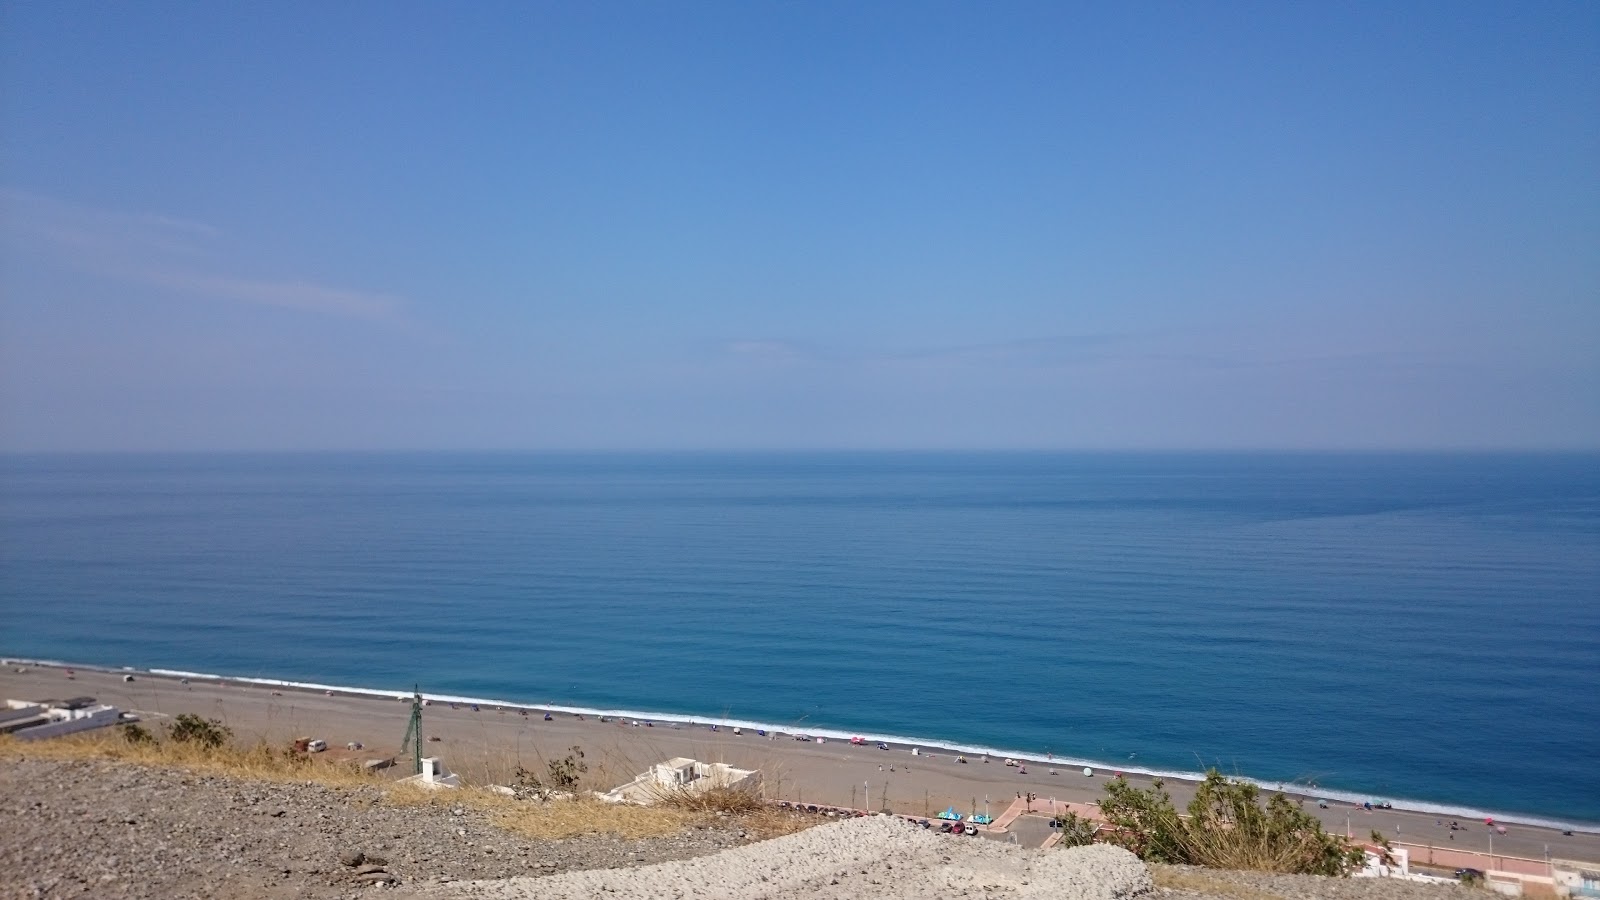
(2, 452, 1596, 823)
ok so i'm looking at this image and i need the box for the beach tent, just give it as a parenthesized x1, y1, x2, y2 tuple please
(937, 807, 962, 821)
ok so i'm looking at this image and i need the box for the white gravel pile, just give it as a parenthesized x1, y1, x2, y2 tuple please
(439, 815, 1152, 899)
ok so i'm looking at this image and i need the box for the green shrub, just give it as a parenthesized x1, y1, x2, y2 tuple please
(1095, 770, 1362, 875)
(166, 713, 231, 749)
(121, 722, 155, 745)
(1054, 810, 1100, 848)
(512, 745, 588, 800)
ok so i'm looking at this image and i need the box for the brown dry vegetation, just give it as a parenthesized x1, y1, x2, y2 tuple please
(1154, 868, 1290, 899)
(384, 781, 696, 840)
(1, 730, 821, 843)
(0, 730, 377, 787)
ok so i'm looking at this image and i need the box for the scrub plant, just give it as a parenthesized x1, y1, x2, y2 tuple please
(1094, 770, 1363, 875)
(511, 745, 588, 800)
(166, 713, 232, 749)
(1053, 810, 1100, 848)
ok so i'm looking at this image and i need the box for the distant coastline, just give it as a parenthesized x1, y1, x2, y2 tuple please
(5, 452, 1596, 826)
(10, 655, 1597, 835)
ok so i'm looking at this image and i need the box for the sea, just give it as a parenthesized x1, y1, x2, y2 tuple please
(1, 452, 1596, 827)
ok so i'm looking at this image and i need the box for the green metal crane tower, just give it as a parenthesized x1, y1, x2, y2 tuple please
(399, 685, 423, 775)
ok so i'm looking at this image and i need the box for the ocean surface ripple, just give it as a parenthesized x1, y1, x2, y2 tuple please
(2, 451, 1596, 824)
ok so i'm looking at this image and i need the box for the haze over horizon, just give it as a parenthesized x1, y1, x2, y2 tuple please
(2, 2, 1596, 452)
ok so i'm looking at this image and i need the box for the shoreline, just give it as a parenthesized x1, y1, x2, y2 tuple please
(7, 655, 1598, 837)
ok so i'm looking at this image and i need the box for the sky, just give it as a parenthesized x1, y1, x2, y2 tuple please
(1, 2, 1596, 451)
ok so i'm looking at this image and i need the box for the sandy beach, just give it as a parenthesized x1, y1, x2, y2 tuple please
(4, 662, 1595, 868)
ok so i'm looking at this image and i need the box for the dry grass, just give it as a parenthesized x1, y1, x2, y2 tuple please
(0, 730, 378, 788)
(645, 782, 767, 814)
(1152, 867, 1289, 899)
(5, 731, 822, 844)
(383, 783, 819, 842)
(735, 805, 823, 840)
(383, 782, 697, 840)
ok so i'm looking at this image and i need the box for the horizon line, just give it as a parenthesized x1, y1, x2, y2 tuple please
(3, 446, 1598, 456)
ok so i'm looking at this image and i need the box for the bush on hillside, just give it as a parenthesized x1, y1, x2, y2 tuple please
(166, 713, 231, 749)
(121, 722, 155, 745)
(1054, 810, 1100, 848)
(513, 745, 588, 800)
(650, 782, 766, 814)
(1094, 770, 1363, 876)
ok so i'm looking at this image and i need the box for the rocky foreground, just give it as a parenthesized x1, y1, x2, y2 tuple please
(2, 757, 1479, 900)
(0, 758, 745, 900)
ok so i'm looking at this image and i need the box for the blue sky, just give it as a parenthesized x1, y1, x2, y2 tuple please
(2, 2, 1596, 450)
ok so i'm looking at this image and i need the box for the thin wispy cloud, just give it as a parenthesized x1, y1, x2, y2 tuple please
(719, 333, 1131, 368)
(886, 334, 1128, 365)
(138, 270, 402, 320)
(2, 188, 402, 321)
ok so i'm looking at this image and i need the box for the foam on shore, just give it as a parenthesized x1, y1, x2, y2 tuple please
(8, 655, 1596, 834)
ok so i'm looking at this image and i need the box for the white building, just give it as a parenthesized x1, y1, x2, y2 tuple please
(602, 757, 760, 804)
(1552, 860, 1600, 898)
(3, 697, 126, 740)
(398, 757, 461, 790)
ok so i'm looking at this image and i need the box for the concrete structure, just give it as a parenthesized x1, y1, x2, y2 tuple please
(602, 757, 761, 804)
(1351, 845, 1464, 886)
(398, 757, 460, 790)
(0, 703, 49, 734)
(3, 697, 126, 740)
(1553, 860, 1600, 897)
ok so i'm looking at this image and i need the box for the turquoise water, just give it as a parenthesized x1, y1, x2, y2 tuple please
(2, 452, 1596, 824)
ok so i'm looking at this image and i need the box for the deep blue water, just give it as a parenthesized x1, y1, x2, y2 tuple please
(2, 452, 1597, 824)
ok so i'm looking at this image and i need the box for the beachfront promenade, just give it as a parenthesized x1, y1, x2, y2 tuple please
(4, 664, 1597, 873)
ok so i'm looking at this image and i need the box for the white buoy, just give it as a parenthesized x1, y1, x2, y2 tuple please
(1083, 767, 1094, 777)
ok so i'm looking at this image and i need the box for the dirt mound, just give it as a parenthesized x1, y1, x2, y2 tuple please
(440, 815, 1152, 899)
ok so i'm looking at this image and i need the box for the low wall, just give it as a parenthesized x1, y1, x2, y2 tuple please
(14, 708, 122, 741)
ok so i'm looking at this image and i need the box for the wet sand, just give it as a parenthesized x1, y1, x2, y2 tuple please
(3, 662, 1595, 866)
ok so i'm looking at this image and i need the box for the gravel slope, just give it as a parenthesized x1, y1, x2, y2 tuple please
(2, 756, 1487, 900)
(436, 816, 1152, 900)
(0, 758, 744, 900)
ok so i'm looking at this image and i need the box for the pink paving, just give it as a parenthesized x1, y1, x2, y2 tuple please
(1395, 843, 1550, 876)
(987, 795, 1102, 833)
